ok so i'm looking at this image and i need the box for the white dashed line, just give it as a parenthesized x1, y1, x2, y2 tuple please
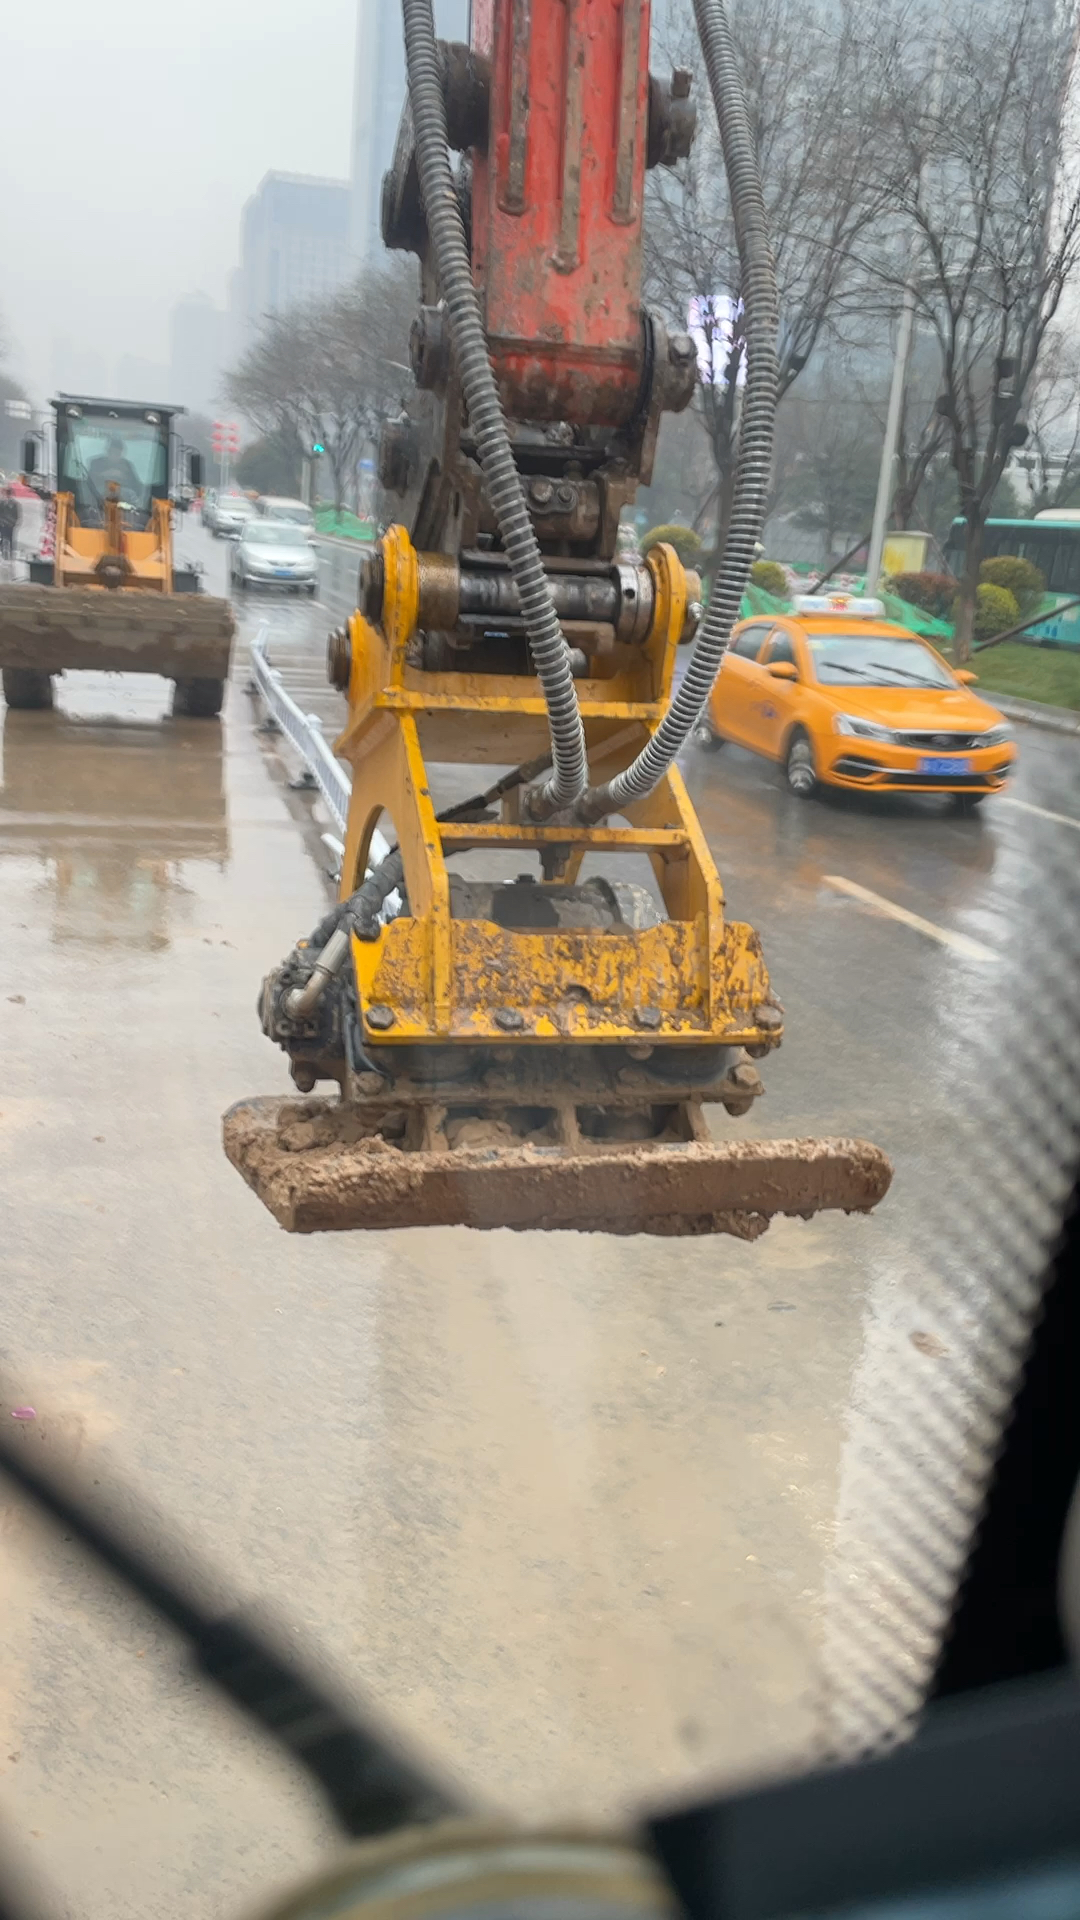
(997, 795, 1080, 832)
(822, 875, 999, 963)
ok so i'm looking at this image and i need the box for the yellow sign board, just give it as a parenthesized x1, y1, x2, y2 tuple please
(881, 532, 931, 579)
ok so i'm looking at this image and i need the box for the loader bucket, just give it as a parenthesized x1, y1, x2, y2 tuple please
(0, 585, 234, 680)
(223, 1095, 892, 1238)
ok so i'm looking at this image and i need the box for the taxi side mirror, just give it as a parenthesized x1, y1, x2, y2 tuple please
(955, 668, 977, 684)
(766, 660, 798, 680)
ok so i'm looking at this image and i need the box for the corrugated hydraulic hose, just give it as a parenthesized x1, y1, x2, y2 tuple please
(576, 0, 778, 822)
(401, 0, 588, 813)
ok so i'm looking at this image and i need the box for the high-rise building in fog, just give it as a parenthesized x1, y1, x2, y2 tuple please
(349, 0, 469, 264)
(169, 292, 226, 416)
(235, 172, 352, 346)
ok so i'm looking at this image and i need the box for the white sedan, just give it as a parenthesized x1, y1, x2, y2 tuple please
(230, 520, 319, 595)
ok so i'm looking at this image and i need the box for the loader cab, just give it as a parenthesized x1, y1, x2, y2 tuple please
(52, 396, 178, 532)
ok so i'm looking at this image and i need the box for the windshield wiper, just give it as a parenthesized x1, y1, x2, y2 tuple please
(866, 660, 943, 687)
(820, 660, 877, 681)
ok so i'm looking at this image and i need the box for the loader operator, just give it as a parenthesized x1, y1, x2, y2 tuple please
(89, 435, 143, 508)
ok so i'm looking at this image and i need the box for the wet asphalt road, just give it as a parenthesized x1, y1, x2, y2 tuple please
(1, 520, 1078, 1918)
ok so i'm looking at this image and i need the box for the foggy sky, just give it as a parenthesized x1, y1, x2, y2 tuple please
(1, 0, 360, 401)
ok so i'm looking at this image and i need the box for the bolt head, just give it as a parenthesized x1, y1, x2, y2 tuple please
(732, 1062, 762, 1091)
(530, 477, 554, 505)
(669, 332, 696, 366)
(754, 1003, 783, 1032)
(365, 1003, 395, 1031)
(555, 483, 576, 509)
(494, 1006, 525, 1031)
(636, 1005, 663, 1030)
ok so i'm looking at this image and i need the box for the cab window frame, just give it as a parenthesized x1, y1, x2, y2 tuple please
(730, 623, 775, 661)
(762, 627, 800, 670)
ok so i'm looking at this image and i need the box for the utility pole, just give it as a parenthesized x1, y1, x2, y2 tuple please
(864, 290, 916, 591)
(864, 37, 944, 591)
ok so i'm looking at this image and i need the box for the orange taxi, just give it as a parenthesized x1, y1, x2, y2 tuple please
(698, 595, 1017, 810)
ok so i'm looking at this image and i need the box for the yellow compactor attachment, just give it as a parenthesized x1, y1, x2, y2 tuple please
(224, 529, 891, 1237)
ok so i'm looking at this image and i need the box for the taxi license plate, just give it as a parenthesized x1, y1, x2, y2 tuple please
(274, 568, 293, 577)
(919, 755, 972, 775)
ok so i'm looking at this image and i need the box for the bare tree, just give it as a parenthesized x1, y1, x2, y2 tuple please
(644, 0, 902, 547)
(226, 261, 415, 512)
(1014, 326, 1080, 513)
(873, 0, 1080, 657)
(771, 361, 883, 562)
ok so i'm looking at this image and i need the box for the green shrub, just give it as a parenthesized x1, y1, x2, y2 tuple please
(974, 581, 1020, 639)
(886, 570, 958, 620)
(641, 523, 702, 564)
(748, 559, 790, 598)
(979, 553, 1045, 612)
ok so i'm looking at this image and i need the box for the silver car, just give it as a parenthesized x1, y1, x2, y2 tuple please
(210, 491, 256, 538)
(230, 518, 318, 594)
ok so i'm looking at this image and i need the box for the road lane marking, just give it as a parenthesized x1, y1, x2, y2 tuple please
(998, 796, 1080, 832)
(822, 875, 999, 963)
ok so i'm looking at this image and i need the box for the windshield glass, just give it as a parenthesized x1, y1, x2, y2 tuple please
(807, 632, 956, 688)
(262, 502, 312, 524)
(59, 417, 168, 527)
(219, 494, 253, 513)
(244, 522, 309, 546)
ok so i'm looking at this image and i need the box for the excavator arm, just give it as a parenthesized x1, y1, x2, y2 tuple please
(224, 0, 891, 1236)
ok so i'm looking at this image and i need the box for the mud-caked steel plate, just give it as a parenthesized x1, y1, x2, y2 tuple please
(223, 1096, 892, 1238)
(0, 585, 234, 677)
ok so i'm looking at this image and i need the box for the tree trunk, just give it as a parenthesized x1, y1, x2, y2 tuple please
(891, 482, 917, 532)
(953, 513, 984, 664)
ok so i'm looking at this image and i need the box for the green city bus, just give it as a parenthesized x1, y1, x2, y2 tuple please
(944, 513, 1080, 647)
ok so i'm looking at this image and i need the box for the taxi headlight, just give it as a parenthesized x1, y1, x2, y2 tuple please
(833, 713, 896, 742)
(979, 723, 1013, 747)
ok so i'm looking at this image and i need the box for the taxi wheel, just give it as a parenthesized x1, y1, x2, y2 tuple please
(784, 728, 818, 797)
(951, 792, 986, 814)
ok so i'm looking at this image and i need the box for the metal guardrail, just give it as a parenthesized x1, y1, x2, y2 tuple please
(247, 624, 390, 870)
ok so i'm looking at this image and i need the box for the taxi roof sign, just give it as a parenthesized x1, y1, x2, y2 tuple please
(792, 594, 885, 617)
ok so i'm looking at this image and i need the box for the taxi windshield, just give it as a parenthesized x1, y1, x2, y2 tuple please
(807, 632, 956, 689)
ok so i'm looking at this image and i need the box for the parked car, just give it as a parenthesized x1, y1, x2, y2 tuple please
(698, 594, 1016, 813)
(206, 490, 256, 538)
(230, 519, 318, 594)
(255, 496, 315, 531)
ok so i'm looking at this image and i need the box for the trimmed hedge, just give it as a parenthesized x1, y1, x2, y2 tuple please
(749, 559, 790, 599)
(885, 570, 958, 621)
(974, 581, 1020, 639)
(979, 553, 1044, 612)
(641, 523, 703, 564)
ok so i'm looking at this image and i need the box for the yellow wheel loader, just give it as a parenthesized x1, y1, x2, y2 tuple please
(0, 395, 234, 716)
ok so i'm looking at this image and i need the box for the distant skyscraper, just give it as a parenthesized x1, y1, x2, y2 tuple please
(113, 354, 171, 401)
(169, 292, 227, 416)
(349, 0, 469, 265)
(237, 172, 352, 343)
